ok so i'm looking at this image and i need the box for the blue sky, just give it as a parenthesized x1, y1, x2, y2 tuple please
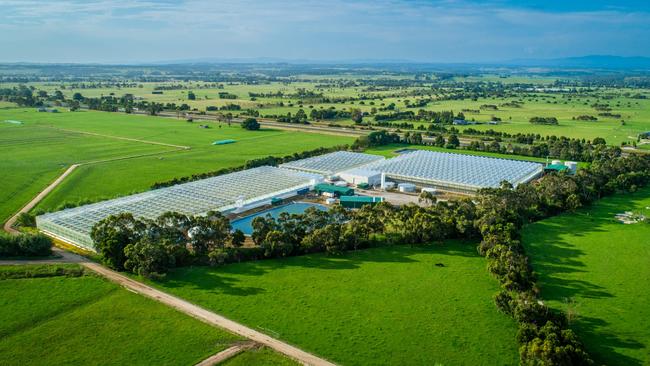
(0, 0, 648, 63)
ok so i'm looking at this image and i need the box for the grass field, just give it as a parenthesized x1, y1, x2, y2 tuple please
(0, 264, 241, 366)
(222, 347, 298, 366)
(0, 108, 353, 220)
(522, 188, 650, 365)
(149, 242, 520, 365)
(18, 80, 650, 145)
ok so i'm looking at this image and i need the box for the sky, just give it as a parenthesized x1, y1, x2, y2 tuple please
(0, 0, 649, 64)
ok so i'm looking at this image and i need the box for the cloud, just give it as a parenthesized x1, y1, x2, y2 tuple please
(0, 0, 648, 63)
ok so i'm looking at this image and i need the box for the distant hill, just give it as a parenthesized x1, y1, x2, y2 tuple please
(504, 55, 650, 70)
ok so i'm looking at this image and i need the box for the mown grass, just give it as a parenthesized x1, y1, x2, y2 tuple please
(222, 347, 299, 366)
(150, 242, 520, 366)
(0, 265, 241, 366)
(0, 108, 353, 219)
(522, 187, 650, 365)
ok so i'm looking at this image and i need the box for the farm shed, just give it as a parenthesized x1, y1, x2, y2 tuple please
(339, 196, 384, 208)
(280, 151, 384, 175)
(36, 166, 322, 251)
(364, 150, 543, 195)
(338, 168, 382, 187)
(314, 183, 354, 197)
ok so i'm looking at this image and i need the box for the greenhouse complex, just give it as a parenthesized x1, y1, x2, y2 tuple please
(36, 166, 321, 250)
(366, 150, 544, 194)
(36, 150, 545, 250)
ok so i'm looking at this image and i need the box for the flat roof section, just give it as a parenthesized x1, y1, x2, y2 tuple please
(365, 150, 544, 191)
(280, 151, 385, 175)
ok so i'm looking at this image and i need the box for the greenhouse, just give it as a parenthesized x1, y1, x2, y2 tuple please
(280, 151, 384, 175)
(366, 150, 543, 194)
(36, 166, 322, 250)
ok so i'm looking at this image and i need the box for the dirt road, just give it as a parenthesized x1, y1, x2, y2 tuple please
(194, 342, 256, 366)
(82, 262, 336, 366)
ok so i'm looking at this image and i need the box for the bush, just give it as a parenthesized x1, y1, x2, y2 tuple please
(241, 117, 260, 130)
(0, 233, 52, 257)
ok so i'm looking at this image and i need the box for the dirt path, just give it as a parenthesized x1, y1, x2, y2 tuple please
(195, 341, 256, 366)
(82, 262, 336, 366)
(46, 126, 191, 150)
(3, 164, 80, 234)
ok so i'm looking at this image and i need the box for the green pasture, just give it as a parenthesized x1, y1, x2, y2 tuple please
(0, 108, 353, 219)
(522, 188, 650, 365)
(0, 265, 240, 366)
(149, 243, 520, 366)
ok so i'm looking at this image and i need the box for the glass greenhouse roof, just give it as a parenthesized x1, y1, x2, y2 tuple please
(36, 166, 321, 249)
(366, 150, 543, 190)
(280, 151, 384, 175)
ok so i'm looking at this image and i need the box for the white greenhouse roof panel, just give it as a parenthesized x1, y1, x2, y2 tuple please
(36, 166, 322, 250)
(366, 150, 543, 190)
(280, 151, 385, 175)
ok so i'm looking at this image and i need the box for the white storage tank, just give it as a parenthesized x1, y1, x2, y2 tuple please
(421, 187, 437, 194)
(324, 198, 337, 205)
(398, 183, 416, 193)
(564, 161, 578, 174)
(383, 181, 396, 190)
(551, 159, 562, 165)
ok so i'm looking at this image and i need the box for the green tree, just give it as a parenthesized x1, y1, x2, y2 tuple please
(241, 117, 260, 130)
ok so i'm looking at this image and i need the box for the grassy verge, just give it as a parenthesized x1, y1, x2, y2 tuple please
(522, 187, 650, 365)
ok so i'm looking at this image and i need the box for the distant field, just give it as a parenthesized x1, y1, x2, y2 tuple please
(0, 108, 353, 220)
(150, 243, 520, 366)
(19, 80, 650, 145)
(0, 265, 240, 366)
(522, 188, 650, 365)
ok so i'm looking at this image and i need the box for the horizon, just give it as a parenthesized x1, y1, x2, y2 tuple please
(1, 0, 649, 64)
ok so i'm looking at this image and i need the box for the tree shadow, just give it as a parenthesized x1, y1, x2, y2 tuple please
(160, 241, 478, 297)
(522, 190, 650, 365)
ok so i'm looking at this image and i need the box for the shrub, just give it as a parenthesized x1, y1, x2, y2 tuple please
(0, 233, 52, 257)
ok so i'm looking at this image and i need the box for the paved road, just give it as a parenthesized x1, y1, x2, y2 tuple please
(82, 262, 336, 366)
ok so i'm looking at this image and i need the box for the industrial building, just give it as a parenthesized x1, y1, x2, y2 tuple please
(339, 196, 384, 208)
(36, 166, 322, 250)
(280, 151, 384, 175)
(338, 168, 382, 187)
(365, 150, 544, 194)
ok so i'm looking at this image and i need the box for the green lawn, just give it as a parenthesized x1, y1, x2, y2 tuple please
(0, 265, 241, 366)
(222, 347, 298, 366)
(0, 108, 353, 219)
(522, 188, 650, 365)
(150, 243, 520, 365)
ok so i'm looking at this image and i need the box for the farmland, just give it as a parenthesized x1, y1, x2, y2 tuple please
(522, 187, 650, 365)
(149, 242, 520, 366)
(0, 107, 353, 222)
(0, 264, 241, 366)
(16, 77, 650, 145)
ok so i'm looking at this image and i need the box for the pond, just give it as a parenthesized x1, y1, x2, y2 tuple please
(231, 202, 328, 235)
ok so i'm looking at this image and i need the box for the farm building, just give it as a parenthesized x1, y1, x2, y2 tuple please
(365, 150, 543, 194)
(338, 168, 382, 187)
(339, 196, 384, 208)
(280, 151, 384, 175)
(36, 167, 322, 251)
(314, 183, 354, 197)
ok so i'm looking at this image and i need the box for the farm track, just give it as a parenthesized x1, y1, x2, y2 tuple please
(194, 341, 257, 366)
(82, 261, 337, 366)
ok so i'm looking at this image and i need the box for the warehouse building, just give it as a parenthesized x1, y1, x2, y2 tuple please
(365, 150, 544, 194)
(36, 166, 322, 251)
(280, 151, 384, 176)
(338, 168, 382, 187)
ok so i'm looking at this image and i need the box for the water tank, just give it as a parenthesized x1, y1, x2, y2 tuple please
(383, 181, 396, 190)
(551, 159, 562, 165)
(564, 161, 578, 174)
(325, 198, 337, 205)
(334, 181, 348, 187)
(398, 183, 416, 193)
(421, 187, 437, 194)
